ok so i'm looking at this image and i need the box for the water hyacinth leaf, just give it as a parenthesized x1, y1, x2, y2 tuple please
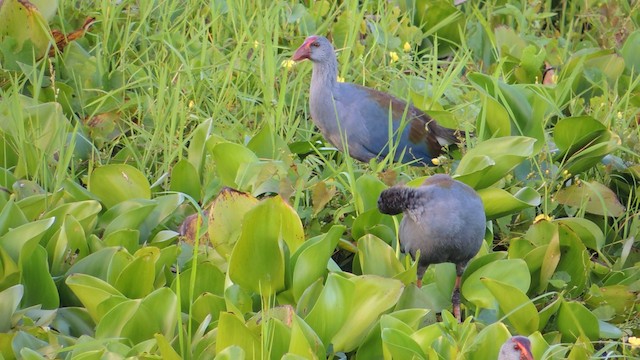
(102, 203, 155, 238)
(103, 229, 139, 254)
(187, 118, 213, 179)
(169, 159, 201, 200)
(208, 187, 259, 259)
(95, 300, 152, 345)
(598, 320, 623, 339)
(154, 333, 181, 360)
(553, 116, 607, 156)
(88, 164, 151, 209)
(621, 30, 640, 72)
(50, 307, 95, 338)
(481, 278, 539, 335)
(381, 328, 425, 359)
(355, 174, 386, 212)
(0, 0, 51, 67)
(455, 136, 537, 189)
(0, 285, 23, 332)
(0, 217, 54, 262)
(462, 258, 530, 309)
(229, 196, 304, 296)
(302, 274, 353, 348)
(216, 312, 260, 359)
(556, 226, 590, 296)
(357, 234, 405, 278)
(214, 345, 246, 360)
(65, 273, 126, 322)
(291, 225, 344, 301)
(47, 215, 89, 276)
(0, 198, 28, 235)
(19, 245, 59, 309)
(331, 275, 404, 352)
(557, 300, 599, 342)
(465, 322, 511, 360)
(555, 181, 625, 217)
(172, 262, 225, 312)
(289, 314, 326, 359)
(139, 287, 178, 339)
(192, 293, 226, 326)
(476, 94, 510, 139)
(12, 332, 49, 360)
(114, 247, 160, 299)
(351, 208, 396, 244)
(538, 296, 562, 331)
(42, 200, 102, 237)
(247, 123, 291, 159)
(555, 217, 605, 251)
(211, 142, 259, 188)
(478, 186, 540, 220)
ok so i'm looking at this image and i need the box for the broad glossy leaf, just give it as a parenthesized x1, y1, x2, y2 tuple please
(0, 217, 54, 262)
(598, 320, 623, 339)
(331, 275, 404, 352)
(154, 333, 181, 360)
(211, 142, 259, 188)
(381, 328, 425, 359)
(357, 234, 404, 278)
(482, 278, 539, 335)
(553, 116, 606, 156)
(0, 285, 23, 332)
(555, 181, 625, 217)
(538, 296, 562, 331)
(207, 187, 259, 259)
(0, 198, 28, 236)
(216, 312, 260, 359)
(291, 225, 344, 301)
(229, 196, 303, 296)
(114, 247, 160, 299)
(11, 332, 49, 360)
(355, 174, 386, 213)
(192, 293, 226, 326)
(557, 300, 599, 342)
(455, 136, 537, 189)
(172, 261, 225, 312)
(169, 159, 201, 201)
(42, 200, 101, 239)
(187, 118, 213, 179)
(476, 94, 510, 139)
(555, 217, 604, 251)
(247, 123, 291, 159)
(465, 322, 511, 360)
(463, 258, 530, 309)
(47, 215, 89, 276)
(19, 245, 59, 309)
(103, 203, 156, 238)
(50, 307, 95, 338)
(65, 273, 126, 322)
(478, 186, 540, 219)
(303, 273, 352, 348)
(103, 229, 140, 254)
(621, 30, 640, 72)
(88, 164, 151, 209)
(288, 314, 326, 359)
(214, 345, 246, 360)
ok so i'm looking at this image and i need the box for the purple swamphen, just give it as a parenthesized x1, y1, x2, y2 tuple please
(292, 35, 461, 165)
(498, 336, 534, 360)
(377, 174, 486, 321)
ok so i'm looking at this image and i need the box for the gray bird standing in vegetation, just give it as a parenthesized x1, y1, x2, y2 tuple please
(292, 35, 460, 165)
(498, 336, 534, 360)
(377, 174, 486, 321)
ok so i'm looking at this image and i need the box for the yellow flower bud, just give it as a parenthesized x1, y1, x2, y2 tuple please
(389, 51, 399, 63)
(281, 59, 295, 69)
(337, 76, 345, 83)
(403, 42, 411, 53)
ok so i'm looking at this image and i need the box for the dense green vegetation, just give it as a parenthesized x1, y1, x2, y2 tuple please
(1, 0, 639, 358)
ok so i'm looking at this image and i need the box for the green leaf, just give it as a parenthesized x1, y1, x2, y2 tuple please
(0, 285, 23, 332)
(19, 245, 59, 309)
(229, 196, 304, 296)
(172, 262, 225, 312)
(462, 258, 531, 309)
(169, 159, 202, 201)
(621, 30, 640, 72)
(476, 94, 510, 139)
(478, 186, 540, 220)
(465, 322, 511, 360)
(291, 225, 344, 301)
(557, 300, 599, 342)
(88, 164, 151, 209)
(555, 218, 604, 251)
(357, 234, 405, 278)
(211, 142, 259, 188)
(482, 278, 539, 335)
(208, 187, 259, 259)
(187, 118, 213, 179)
(114, 247, 160, 299)
(555, 181, 625, 217)
(455, 136, 537, 189)
(355, 174, 386, 213)
(288, 314, 326, 359)
(247, 123, 291, 159)
(65, 273, 126, 322)
(0, 217, 54, 262)
(216, 312, 260, 359)
(381, 328, 425, 359)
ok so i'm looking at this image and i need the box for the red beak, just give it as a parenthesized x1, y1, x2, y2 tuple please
(515, 339, 534, 360)
(292, 36, 318, 61)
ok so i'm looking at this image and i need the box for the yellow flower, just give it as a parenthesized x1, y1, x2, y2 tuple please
(534, 213, 553, 223)
(253, 40, 259, 48)
(431, 158, 440, 166)
(389, 51, 399, 63)
(403, 42, 411, 53)
(281, 59, 295, 69)
(629, 336, 640, 348)
(337, 75, 345, 83)
(188, 100, 195, 109)
(617, 111, 623, 119)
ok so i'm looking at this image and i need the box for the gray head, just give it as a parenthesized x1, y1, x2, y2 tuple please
(292, 35, 335, 64)
(498, 336, 534, 360)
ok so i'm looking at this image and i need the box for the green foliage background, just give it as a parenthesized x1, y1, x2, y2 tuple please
(0, 0, 639, 359)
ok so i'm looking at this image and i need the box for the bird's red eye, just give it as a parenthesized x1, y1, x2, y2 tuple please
(311, 42, 320, 47)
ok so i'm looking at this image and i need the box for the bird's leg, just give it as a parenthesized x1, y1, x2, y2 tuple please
(452, 263, 466, 322)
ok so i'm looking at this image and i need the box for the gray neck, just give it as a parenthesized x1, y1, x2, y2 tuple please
(310, 56, 338, 101)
